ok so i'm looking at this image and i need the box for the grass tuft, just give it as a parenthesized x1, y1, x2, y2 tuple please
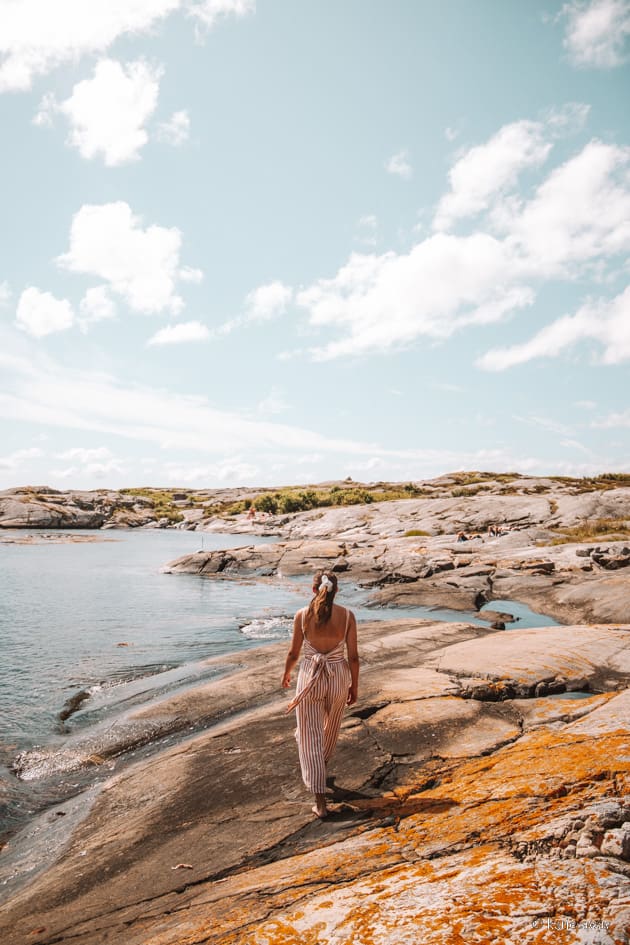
(550, 518, 630, 544)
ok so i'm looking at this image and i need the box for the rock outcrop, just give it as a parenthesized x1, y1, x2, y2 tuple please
(1, 620, 629, 945)
(0, 488, 154, 529)
(2, 473, 630, 944)
(164, 485, 630, 624)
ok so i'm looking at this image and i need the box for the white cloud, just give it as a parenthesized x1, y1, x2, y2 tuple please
(147, 320, 210, 345)
(0, 338, 378, 459)
(79, 286, 117, 330)
(179, 266, 203, 283)
(58, 202, 194, 315)
(164, 458, 259, 482)
(434, 120, 551, 231)
(187, 0, 255, 30)
(561, 0, 630, 67)
(53, 446, 125, 479)
(445, 126, 459, 142)
(296, 234, 532, 360)
(560, 438, 591, 452)
(385, 149, 412, 180)
(15, 288, 74, 338)
(514, 414, 575, 436)
(478, 286, 630, 370)
(594, 408, 630, 427)
(499, 140, 630, 275)
(575, 399, 597, 408)
(2, 335, 626, 484)
(544, 101, 591, 134)
(0, 281, 10, 306)
(57, 59, 162, 166)
(257, 387, 289, 415)
(245, 280, 292, 320)
(156, 109, 190, 146)
(214, 279, 293, 339)
(0, 1, 255, 93)
(356, 214, 378, 246)
(0, 0, 181, 92)
(0, 447, 43, 471)
(292, 129, 630, 363)
(53, 448, 125, 480)
(32, 91, 57, 127)
(56, 446, 114, 462)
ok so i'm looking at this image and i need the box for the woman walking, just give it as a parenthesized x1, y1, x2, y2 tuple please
(282, 571, 359, 818)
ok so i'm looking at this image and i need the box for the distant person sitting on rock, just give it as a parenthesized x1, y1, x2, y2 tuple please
(246, 506, 256, 521)
(282, 571, 359, 819)
(458, 530, 482, 541)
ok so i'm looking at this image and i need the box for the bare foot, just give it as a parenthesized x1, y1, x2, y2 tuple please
(312, 793, 328, 818)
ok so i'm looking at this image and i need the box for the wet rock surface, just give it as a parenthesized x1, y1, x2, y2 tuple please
(0, 619, 628, 945)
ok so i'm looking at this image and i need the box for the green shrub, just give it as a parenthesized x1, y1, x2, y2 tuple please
(404, 529, 431, 537)
(330, 488, 374, 506)
(254, 494, 279, 514)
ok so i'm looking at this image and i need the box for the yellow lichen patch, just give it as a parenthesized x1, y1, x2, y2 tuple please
(216, 851, 615, 945)
(406, 729, 630, 806)
(386, 730, 629, 858)
(140, 720, 629, 945)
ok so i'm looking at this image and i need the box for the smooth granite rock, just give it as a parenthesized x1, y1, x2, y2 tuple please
(1, 619, 628, 945)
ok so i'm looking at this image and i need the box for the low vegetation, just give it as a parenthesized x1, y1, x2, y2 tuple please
(120, 488, 184, 523)
(219, 483, 428, 517)
(451, 485, 492, 497)
(404, 529, 431, 537)
(549, 473, 630, 493)
(550, 518, 630, 544)
(90, 472, 630, 524)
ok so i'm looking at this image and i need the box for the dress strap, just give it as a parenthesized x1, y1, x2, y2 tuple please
(344, 607, 350, 640)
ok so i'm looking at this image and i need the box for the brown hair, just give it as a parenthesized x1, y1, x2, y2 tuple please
(307, 570, 338, 625)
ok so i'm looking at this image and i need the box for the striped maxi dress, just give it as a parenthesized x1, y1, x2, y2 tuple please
(286, 607, 353, 794)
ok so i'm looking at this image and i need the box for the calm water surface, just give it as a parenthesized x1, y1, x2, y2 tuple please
(0, 529, 299, 751)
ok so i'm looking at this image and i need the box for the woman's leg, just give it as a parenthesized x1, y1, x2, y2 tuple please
(295, 689, 327, 796)
(323, 664, 351, 763)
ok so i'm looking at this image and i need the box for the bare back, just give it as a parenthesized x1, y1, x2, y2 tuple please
(302, 603, 353, 655)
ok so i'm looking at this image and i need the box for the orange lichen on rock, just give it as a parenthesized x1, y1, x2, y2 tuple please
(192, 720, 629, 945)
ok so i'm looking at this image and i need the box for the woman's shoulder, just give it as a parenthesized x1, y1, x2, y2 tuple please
(333, 603, 356, 626)
(335, 603, 355, 616)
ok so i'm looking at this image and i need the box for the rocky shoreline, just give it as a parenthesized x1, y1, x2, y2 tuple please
(1, 618, 628, 944)
(165, 481, 630, 626)
(1, 473, 629, 944)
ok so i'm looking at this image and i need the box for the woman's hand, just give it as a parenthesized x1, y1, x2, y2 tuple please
(281, 672, 292, 688)
(347, 685, 358, 706)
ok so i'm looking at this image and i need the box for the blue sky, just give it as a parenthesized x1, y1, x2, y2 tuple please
(1, 0, 629, 489)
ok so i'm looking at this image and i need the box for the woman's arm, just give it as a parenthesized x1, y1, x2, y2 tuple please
(345, 611, 359, 705)
(281, 611, 303, 688)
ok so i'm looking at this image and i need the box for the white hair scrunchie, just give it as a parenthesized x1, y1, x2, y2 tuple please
(320, 573, 334, 592)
